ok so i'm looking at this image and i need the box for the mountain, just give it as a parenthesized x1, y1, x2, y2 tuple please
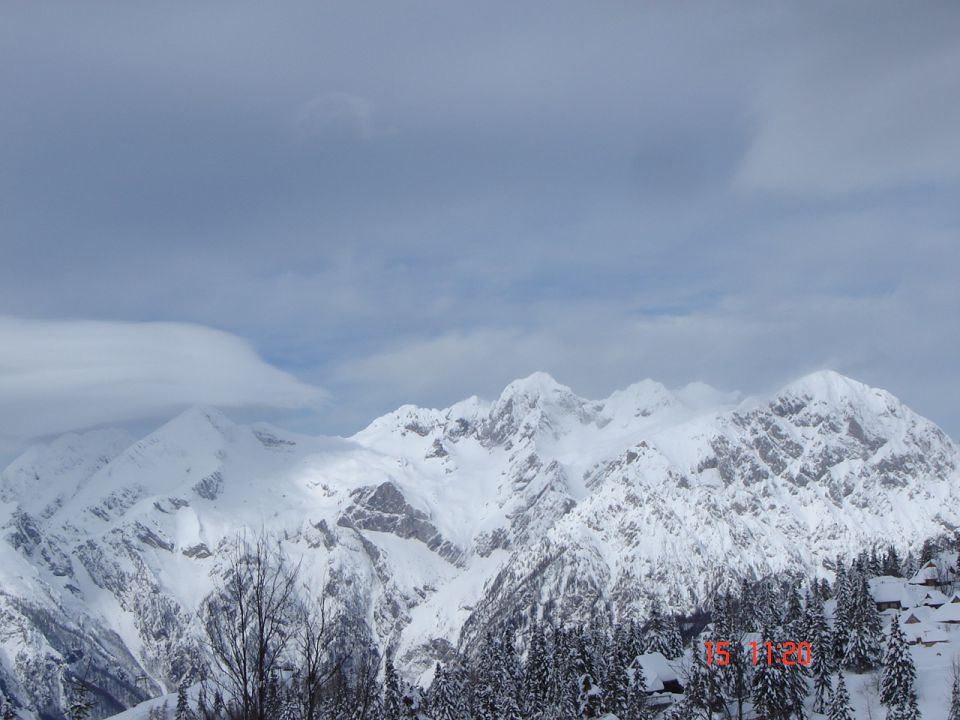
(0, 371, 957, 718)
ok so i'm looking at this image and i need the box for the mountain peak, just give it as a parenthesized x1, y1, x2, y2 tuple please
(496, 371, 573, 400)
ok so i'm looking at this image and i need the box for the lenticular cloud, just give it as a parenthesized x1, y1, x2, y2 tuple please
(0, 316, 326, 439)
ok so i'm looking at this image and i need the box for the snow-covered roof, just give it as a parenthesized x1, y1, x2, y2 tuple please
(931, 601, 960, 623)
(901, 620, 949, 645)
(635, 652, 679, 692)
(909, 563, 940, 585)
(919, 588, 948, 607)
(899, 606, 932, 626)
(869, 576, 907, 604)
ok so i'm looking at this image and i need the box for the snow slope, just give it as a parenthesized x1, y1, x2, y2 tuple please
(0, 371, 958, 718)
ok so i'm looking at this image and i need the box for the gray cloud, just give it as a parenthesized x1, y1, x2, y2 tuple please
(0, 1, 958, 440)
(0, 317, 326, 440)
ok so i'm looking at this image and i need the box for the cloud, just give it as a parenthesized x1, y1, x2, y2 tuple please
(0, 317, 326, 440)
(294, 93, 383, 144)
(737, 12, 960, 194)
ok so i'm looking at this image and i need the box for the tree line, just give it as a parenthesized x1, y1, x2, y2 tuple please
(50, 531, 960, 720)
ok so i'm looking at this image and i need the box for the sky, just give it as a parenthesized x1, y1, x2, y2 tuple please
(1, 1, 959, 452)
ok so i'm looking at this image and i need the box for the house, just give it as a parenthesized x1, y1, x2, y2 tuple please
(634, 652, 684, 695)
(918, 588, 948, 608)
(899, 607, 931, 627)
(869, 576, 910, 612)
(902, 622, 949, 646)
(909, 561, 940, 588)
(930, 601, 960, 624)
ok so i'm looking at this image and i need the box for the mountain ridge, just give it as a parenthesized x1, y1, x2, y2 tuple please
(0, 370, 957, 717)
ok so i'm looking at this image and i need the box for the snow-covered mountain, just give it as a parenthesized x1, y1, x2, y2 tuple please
(1, 370, 957, 718)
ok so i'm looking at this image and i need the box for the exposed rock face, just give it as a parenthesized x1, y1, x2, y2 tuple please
(338, 482, 464, 566)
(0, 372, 958, 717)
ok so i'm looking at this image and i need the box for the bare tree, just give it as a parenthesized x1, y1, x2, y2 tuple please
(200, 533, 301, 720)
(293, 585, 345, 720)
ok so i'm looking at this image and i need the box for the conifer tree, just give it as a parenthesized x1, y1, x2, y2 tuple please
(827, 673, 853, 720)
(401, 687, 427, 720)
(525, 622, 552, 716)
(621, 660, 650, 720)
(576, 673, 603, 719)
(842, 570, 881, 672)
(195, 681, 207, 720)
(752, 654, 789, 719)
(685, 651, 722, 718)
(920, 538, 938, 566)
(548, 626, 579, 718)
(383, 658, 404, 720)
(948, 673, 960, 720)
(718, 635, 753, 720)
(811, 629, 834, 714)
(783, 584, 804, 637)
(606, 636, 632, 717)
(431, 663, 467, 720)
(665, 613, 683, 659)
(802, 591, 829, 646)
(641, 603, 672, 657)
(881, 621, 917, 707)
(176, 680, 195, 720)
(0, 693, 13, 720)
(883, 546, 902, 577)
(786, 665, 809, 720)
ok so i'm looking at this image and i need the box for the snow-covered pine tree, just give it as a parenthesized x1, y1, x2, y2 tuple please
(902, 551, 918, 579)
(920, 538, 938, 565)
(195, 681, 207, 720)
(548, 626, 578, 718)
(881, 621, 917, 706)
(752, 645, 789, 720)
(574, 627, 595, 683)
(525, 622, 551, 716)
(431, 663, 468, 720)
(784, 657, 809, 720)
(176, 679, 195, 720)
(685, 651, 722, 718)
(606, 636, 632, 717)
(948, 673, 960, 720)
(842, 570, 881, 672)
(869, 546, 883, 578)
(755, 579, 783, 630)
(812, 629, 834, 714)
(586, 622, 611, 689)
(621, 660, 650, 720)
(576, 673, 603, 719)
(712, 593, 739, 639)
(717, 634, 753, 720)
(801, 591, 829, 646)
(641, 603, 671, 657)
(384, 658, 404, 720)
(661, 697, 692, 720)
(783, 583, 804, 637)
(827, 673, 853, 720)
(211, 690, 224, 718)
(665, 613, 683, 659)
(883, 546, 902, 577)
(739, 578, 758, 631)
(401, 687, 427, 720)
(0, 693, 13, 720)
